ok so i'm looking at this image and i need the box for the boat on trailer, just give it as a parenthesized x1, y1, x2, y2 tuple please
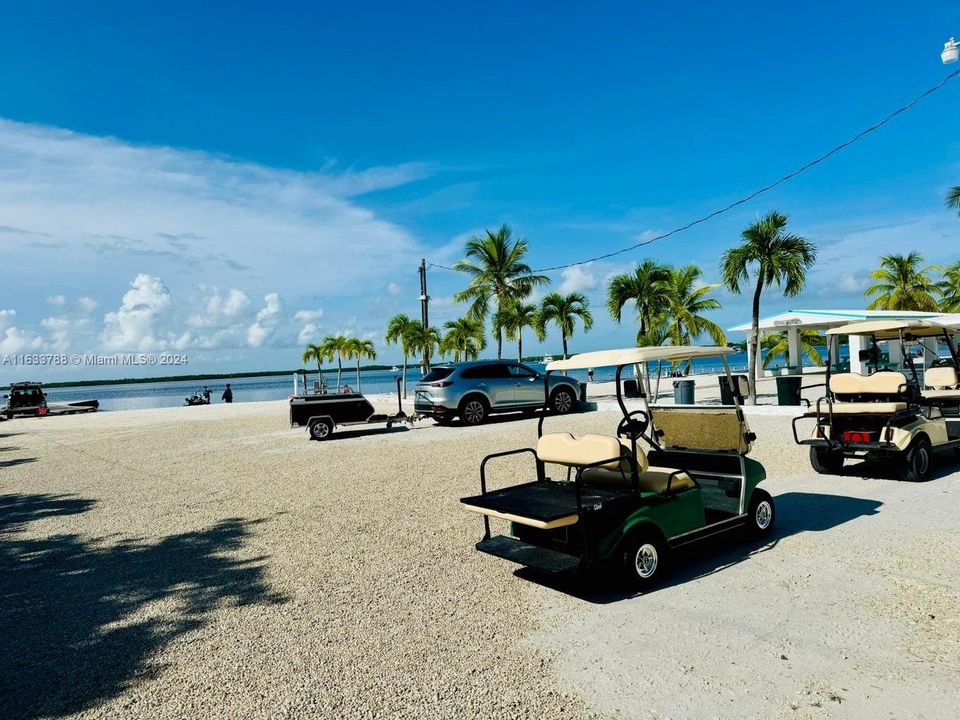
(289, 372, 419, 440)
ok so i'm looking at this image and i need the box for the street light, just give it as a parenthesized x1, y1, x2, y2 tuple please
(942, 37, 959, 64)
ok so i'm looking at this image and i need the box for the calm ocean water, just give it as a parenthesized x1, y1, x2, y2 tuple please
(35, 352, 764, 413)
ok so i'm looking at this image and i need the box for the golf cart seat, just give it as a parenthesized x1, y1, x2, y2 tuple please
(827, 371, 911, 413)
(922, 367, 960, 401)
(535, 432, 695, 495)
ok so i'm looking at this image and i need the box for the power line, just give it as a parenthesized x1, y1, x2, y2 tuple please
(428, 68, 960, 274)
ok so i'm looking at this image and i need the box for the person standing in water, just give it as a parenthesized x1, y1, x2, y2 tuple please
(222, 384, 233, 403)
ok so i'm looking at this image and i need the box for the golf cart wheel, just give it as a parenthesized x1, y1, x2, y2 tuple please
(550, 386, 575, 415)
(309, 420, 333, 441)
(746, 488, 775, 539)
(621, 529, 668, 590)
(459, 396, 488, 426)
(809, 446, 844, 475)
(902, 436, 932, 482)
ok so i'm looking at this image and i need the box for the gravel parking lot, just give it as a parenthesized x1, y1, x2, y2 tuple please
(1, 400, 957, 719)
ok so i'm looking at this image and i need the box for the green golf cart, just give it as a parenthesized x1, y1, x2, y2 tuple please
(460, 346, 774, 589)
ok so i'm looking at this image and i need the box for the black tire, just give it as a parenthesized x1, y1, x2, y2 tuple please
(621, 528, 669, 590)
(810, 446, 844, 475)
(746, 488, 775, 539)
(459, 396, 488, 426)
(902, 436, 932, 482)
(309, 419, 333, 441)
(435, 416, 454, 426)
(549, 386, 576, 415)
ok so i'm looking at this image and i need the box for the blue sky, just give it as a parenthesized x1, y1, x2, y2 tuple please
(1, 2, 959, 380)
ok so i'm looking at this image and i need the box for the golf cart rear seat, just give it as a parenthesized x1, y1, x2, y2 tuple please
(828, 371, 910, 414)
(536, 432, 695, 495)
(922, 367, 960, 401)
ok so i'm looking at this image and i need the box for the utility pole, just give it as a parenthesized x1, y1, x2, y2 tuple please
(419, 259, 431, 372)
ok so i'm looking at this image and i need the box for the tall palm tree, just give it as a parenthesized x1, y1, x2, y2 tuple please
(946, 186, 960, 215)
(405, 321, 441, 373)
(761, 329, 825, 369)
(344, 337, 377, 392)
(607, 260, 671, 343)
(720, 211, 817, 404)
(535, 292, 593, 359)
(320, 335, 350, 390)
(939, 261, 960, 313)
(864, 252, 941, 311)
(440, 317, 486, 362)
(385, 313, 416, 397)
(661, 264, 726, 350)
(453, 224, 550, 359)
(301, 342, 329, 373)
(496, 301, 538, 361)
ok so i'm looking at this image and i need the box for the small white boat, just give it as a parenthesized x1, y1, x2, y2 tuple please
(542, 355, 554, 364)
(391, 365, 400, 372)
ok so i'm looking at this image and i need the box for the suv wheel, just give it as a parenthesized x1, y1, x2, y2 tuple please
(550, 386, 575, 415)
(459, 396, 488, 426)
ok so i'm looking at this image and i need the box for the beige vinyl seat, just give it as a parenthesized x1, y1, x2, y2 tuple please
(922, 366, 960, 401)
(537, 432, 695, 495)
(828, 371, 910, 414)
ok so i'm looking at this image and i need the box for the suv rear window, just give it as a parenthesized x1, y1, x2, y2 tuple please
(421, 368, 454, 382)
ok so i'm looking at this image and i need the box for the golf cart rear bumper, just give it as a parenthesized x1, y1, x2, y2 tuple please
(800, 437, 901, 454)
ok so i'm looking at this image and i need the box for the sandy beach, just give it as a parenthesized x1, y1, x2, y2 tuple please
(1, 397, 958, 719)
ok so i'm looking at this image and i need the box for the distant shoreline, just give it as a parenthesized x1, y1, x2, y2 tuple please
(9, 365, 403, 390)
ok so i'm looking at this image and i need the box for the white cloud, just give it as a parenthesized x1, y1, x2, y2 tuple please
(247, 292, 283, 348)
(77, 296, 99, 313)
(40, 316, 73, 352)
(558, 263, 599, 294)
(293, 308, 324, 345)
(386, 282, 403, 296)
(0, 326, 42, 354)
(47, 295, 66, 307)
(189, 288, 251, 328)
(293, 309, 323, 323)
(100, 273, 174, 352)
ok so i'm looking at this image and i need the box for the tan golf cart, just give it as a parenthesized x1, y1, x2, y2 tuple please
(792, 319, 960, 481)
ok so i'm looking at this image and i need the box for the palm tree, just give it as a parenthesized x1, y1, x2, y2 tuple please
(344, 337, 376, 392)
(535, 292, 593, 359)
(385, 313, 416, 398)
(496, 301, 538, 361)
(453, 224, 550, 359)
(720, 211, 817, 404)
(939, 261, 960, 313)
(440, 317, 486, 362)
(405, 321, 441, 373)
(320, 335, 350, 390)
(864, 252, 941, 311)
(607, 260, 672, 343)
(761, 329, 825, 369)
(301, 342, 329, 373)
(661, 264, 726, 350)
(947, 186, 960, 215)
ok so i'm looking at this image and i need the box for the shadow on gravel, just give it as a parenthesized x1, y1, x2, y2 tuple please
(0, 457, 36, 468)
(322, 425, 411, 441)
(515, 491, 883, 604)
(836, 454, 958, 483)
(0, 492, 288, 720)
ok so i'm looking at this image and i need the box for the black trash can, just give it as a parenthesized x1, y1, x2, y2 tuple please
(623, 379, 640, 398)
(719, 374, 748, 404)
(673, 378, 695, 404)
(775, 375, 803, 405)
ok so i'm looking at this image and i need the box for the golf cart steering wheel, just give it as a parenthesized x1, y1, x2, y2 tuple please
(617, 410, 650, 441)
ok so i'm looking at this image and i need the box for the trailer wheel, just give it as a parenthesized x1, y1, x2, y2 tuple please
(459, 396, 488, 426)
(902, 436, 932, 482)
(746, 488, 775, 539)
(309, 419, 333, 441)
(810, 446, 843, 475)
(621, 528, 668, 590)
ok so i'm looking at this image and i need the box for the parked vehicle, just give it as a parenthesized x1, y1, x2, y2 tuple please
(184, 387, 212, 406)
(291, 376, 418, 440)
(792, 319, 960, 481)
(414, 361, 581, 426)
(2, 381, 98, 419)
(460, 346, 772, 589)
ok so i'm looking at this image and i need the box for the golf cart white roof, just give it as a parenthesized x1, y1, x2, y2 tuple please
(546, 345, 733, 372)
(825, 319, 950, 339)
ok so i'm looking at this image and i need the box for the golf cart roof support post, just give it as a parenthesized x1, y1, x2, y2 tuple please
(537, 369, 551, 439)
